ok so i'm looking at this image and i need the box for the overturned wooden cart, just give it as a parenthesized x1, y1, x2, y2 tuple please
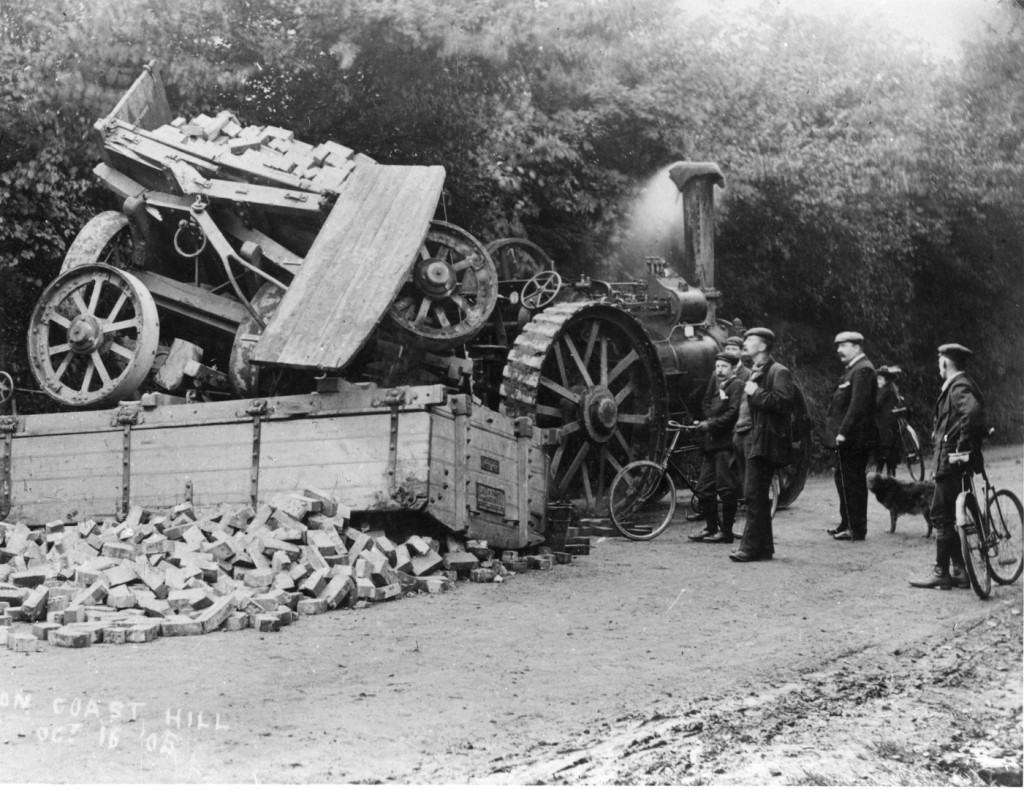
(12, 63, 812, 531)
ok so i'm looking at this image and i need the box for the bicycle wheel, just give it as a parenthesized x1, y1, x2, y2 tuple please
(901, 422, 926, 481)
(986, 489, 1023, 585)
(609, 460, 677, 541)
(959, 494, 991, 599)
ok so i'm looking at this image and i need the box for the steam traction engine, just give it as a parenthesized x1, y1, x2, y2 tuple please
(7, 64, 810, 538)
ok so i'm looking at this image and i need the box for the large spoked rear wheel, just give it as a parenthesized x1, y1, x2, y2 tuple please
(609, 460, 676, 541)
(986, 489, 1023, 585)
(959, 494, 991, 599)
(901, 422, 925, 481)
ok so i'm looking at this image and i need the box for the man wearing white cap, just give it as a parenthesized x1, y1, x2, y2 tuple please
(824, 331, 877, 541)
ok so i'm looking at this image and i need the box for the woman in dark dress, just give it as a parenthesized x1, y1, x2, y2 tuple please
(874, 365, 901, 475)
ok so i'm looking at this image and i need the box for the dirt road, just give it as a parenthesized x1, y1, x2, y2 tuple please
(2, 447, 1021, 785)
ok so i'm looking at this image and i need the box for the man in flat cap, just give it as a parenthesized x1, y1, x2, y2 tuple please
(689, 350, 744, 543)
(910, 343, 985, 590)
(723, 336, 751, 382)
(824, 331, 877, 541)
(731, 327, 794, 562)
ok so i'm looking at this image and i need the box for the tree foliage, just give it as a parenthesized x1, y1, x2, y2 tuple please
(1, 0, 1021, 446)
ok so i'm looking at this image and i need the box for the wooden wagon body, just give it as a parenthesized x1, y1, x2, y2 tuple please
(0, 384, 550, 550)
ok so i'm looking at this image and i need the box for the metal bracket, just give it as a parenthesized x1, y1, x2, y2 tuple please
(0, 415, 19, 520)
(246, 400, 269, 509)
(112, 404, 141, 519)
(372, 388, 409, 408)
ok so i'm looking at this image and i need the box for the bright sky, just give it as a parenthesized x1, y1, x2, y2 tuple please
(683, 0, 1003, 56)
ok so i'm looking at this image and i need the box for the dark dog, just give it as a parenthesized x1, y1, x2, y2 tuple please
(867, 472, 934, 536)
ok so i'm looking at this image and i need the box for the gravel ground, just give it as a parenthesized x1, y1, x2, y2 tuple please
(1, 446, 1021, 785)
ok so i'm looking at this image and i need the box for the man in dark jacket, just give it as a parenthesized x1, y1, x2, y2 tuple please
(731, 327, 794, 562)
(824, 331, 877, 541)
(689, 350, 744, 543)
(910, 343, 985, 590)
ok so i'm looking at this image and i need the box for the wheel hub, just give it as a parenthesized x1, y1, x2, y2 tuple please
(581, 386, 619, 443)
(414, 258, 457, 299)
(67, 314, 103, 354)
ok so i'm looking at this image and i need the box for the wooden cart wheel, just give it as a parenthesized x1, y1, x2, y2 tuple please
(387, 220, 498, 350)
(485, 238, 554, 282)
(27, 264, 159, 407)
(60, 211, 135, 273)
(228, 282, 286, 397)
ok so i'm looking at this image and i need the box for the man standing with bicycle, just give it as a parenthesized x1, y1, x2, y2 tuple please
(910, 343, 985, 590)
(731, 327, 794, 562)
(824, 331, 877, 542)
(688, 350, 744, 543)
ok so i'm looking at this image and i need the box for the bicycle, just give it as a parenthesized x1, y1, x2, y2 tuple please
(951, 447, 1024, 599)
(608, 420, 779, 541)
(891, 403, 926, 481)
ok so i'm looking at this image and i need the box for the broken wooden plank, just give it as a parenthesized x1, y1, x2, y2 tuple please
(251, 163, 446, 369)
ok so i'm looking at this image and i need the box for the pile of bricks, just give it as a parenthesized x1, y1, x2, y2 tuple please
(0, 489, 571, 652)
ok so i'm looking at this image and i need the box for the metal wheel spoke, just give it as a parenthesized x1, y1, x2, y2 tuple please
(614, 380, 637, 405)
(71, 289, 90, 316)
(105, 291, 129, 323)
(560, 442, 591, 490)
(563, 335, 593, 386)
(599, 337, 609, 385)
(80, 360, 96, 393)
(536, 404, 565, 419)
(53, 352, 73, 381)
(550, 441, 568, 482)
(452, 256, 476, 272)
(607, 349, 639, 386)
(553, 343, 570, 387)
(105, 318, 141, 333)
(583, 321, 599, 367)
(560, 420, 581, 438)
(617, 411, 651, 425)
(580, 462, 594, 508)
(87, 278, 103, 314)
(601, 447, 625, 476)
(539, 375, 580, 403)
(47, 343, 71, 356)
(450, 294, 471, 316)
(109, 342, 135, 360)
(433, 305, 451, 328)
(91, 351, 113, 387)
(613, 429, 635, 461)
(414, 297, 431, 326)
(48, 313, 72, 329)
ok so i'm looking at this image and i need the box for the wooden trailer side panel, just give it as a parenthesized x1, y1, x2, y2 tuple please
(8, 430, 123, 522)
(258, 411, 431, 510)
(130, 422, 252, 511)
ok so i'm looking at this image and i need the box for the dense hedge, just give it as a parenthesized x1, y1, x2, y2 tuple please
(2, 0, 1021, 463)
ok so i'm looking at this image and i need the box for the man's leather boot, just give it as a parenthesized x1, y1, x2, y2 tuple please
(908, 565, 953, 589)
(704, 500, 737, 542)
(949, 564, 971, 589)
(688, 496, 719, 541)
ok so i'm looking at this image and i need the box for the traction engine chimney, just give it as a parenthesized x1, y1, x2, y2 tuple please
(668, 162, 724, 324)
